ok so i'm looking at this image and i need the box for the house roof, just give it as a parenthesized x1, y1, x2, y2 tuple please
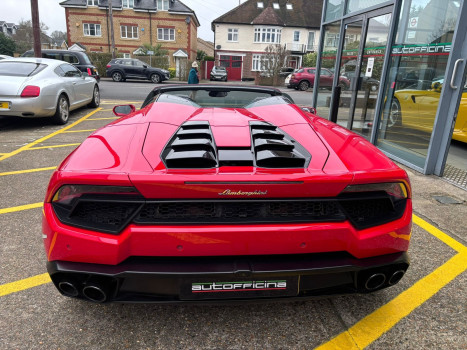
(212, 0, 323, 29)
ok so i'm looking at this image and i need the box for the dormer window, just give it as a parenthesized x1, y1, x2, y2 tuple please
(157, 0, 170, 11)
(273, 3, 279, 9)
(286, 3, 293, 10)
(87, 0, 98, 6)
(257, 2, 264, 8)
(122, 0, 134, 8)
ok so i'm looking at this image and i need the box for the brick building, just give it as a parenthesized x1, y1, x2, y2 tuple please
(60, 0, 199, 69)
(212, 0, 323, 81)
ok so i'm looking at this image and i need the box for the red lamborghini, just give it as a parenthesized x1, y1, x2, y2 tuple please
(43, 85, 412, 303)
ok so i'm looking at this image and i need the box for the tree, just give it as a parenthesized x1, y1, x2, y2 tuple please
(13, 19, 48, 54)
(0, 33, 16, 56)
(196, 50, 207, 61)
(260, 44, 290, 86)
(50, 30, 67, 44)
(303, 52, 317, 67)
(135, 43, 168, 56)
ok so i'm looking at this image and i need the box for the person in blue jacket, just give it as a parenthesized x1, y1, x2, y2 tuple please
(188, 61, 199, 84)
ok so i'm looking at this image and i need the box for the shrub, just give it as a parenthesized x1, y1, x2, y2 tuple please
(168, 67, 176, 79)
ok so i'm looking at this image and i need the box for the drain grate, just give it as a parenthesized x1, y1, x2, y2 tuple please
(443, 164, 467, 190)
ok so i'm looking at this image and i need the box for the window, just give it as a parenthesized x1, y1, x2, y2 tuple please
(157, 0, 169, 10)
(227, 28, 238, 42)
(254, 27, 282, 43)
(257, 2, 264, 8)
(252, 54, 272, 71)
(121, 25, 138, 39)
(307, 31, 315, 50)
(158, 28, 175, 41)
(63, 53, 79, 64)
(60, 64, 81, 77)
(293, 31, 300, 42)
(83, 23, 101, 37)
(122, 53, 131, 59)
(273, 3, 279, 9)
(286, 3, 293, 10)
(87, 0, 98, 6)
(122, 0, 134, 8)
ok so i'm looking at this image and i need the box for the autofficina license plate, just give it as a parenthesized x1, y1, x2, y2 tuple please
(180, 277, 299, 300)
(0, 102, 10, 109)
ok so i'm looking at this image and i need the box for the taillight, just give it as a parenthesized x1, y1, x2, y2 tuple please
(106, 64, 111, 68)
(87, 67, 92, 76)
(52, 185, 141, 205)
(341, 182, 408, 199)
(20, 85, 40, 98)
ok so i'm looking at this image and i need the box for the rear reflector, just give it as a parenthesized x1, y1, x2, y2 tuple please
(20, 85, 40, 98)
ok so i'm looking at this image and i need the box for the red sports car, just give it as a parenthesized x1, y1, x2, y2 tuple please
(43, 85, 412, 303)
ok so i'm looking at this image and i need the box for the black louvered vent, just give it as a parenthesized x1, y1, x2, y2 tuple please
(161, 121, 218, 169)
(250, 122, 311, 168)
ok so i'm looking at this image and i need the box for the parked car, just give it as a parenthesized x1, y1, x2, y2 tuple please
(21, 49, 100, 82)
(210, 66, 228, 81)
(342, 72, 380, 91)
(0, 57, 99, 124)
(106, 58, 170, 83)
(43, 84, 412, 303)
(279, 67, 295, 78)
(388, 79, 467, 143)
(288, 67, 350, 91)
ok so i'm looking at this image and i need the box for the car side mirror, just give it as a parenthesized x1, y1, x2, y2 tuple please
(143, 65, 148, 69)
(301, 106, 316, 114)
(113, 104, 136, 117)
(432, 81, 442, 93)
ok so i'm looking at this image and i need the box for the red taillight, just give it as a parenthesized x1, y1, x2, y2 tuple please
(20, 85, 40, 98)
(87, 67, 92, 76)
(106, 64, 111, 68)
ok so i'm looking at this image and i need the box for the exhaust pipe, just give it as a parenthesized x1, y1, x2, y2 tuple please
(58, 280, 79, 297)
(388, 270, 405, 285)
(364, 273, 386, 290)
(82, 283, 108, 303)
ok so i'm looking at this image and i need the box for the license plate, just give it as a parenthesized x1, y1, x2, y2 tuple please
(180, 276, 299, 300)
(0, 102, 9, 109)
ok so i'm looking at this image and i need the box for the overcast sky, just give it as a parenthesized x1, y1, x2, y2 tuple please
(1, 0, 247, 40)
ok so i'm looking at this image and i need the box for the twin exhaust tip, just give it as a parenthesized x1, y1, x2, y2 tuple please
(364, 269, 406, 291)
(58, 280, 108, 303)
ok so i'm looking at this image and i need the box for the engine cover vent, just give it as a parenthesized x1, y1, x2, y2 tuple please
(250, 121, 311, 168)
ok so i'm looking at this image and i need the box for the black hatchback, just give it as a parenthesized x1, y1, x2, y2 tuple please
(106, 58, 170, 83)
(21, 49, 100, 82)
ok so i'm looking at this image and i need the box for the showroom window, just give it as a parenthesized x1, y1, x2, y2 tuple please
(158, 28, 175, 41)
(83, 23, 101, 37)
(121, 25, 138, 39)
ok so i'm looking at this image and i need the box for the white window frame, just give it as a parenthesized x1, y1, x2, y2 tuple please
(252, 54, 273, 71)
(87, 0, 98, 6)
(307, 31, 315, 49)
(123, 53, 131, 59)
(273, 3, 280, 9)
(227, 28, 238, 42)
(257, 2, 264, 8)
(83, 23, 101, 37)
(158, 28, 175, 41)
(293, 31, 301, 42)
(286, 3, 293, 10)
(121, 25, 138, 39)
(157, 0, 169, 11)
(122, 0, 134, 8)
(254, 27, 282, 44)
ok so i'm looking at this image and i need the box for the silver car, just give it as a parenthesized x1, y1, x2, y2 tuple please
(210, 66, 228, 81)
(0, 57, 99, 124)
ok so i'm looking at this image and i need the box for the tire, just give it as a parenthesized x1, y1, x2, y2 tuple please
(112, 71, 123, 82)
(298, 80, 310, 91)
(88, 85, 100, 108)
(151, 73, 161, 83)
(388, 98, 402, 128)
(52, 94, 69, 125)
(338, 82, 348, 90)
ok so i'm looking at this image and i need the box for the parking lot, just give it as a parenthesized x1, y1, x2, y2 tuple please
(1, 81, 466, 349)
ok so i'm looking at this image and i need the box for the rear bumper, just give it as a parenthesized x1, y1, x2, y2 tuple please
(47, 251, 409, 303)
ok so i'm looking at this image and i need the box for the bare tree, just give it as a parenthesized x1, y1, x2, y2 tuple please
(260, 44, 290, 86)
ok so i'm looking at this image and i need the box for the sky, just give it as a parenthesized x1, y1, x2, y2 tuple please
(1, 0, 247, 40)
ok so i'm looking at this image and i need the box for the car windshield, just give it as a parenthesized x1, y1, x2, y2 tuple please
(0, 62, 47, 77)
(214, 66, 226, 71)
(143, 88, 294, 108)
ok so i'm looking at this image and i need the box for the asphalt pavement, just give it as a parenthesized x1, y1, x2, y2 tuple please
(0, 82, 466, 350)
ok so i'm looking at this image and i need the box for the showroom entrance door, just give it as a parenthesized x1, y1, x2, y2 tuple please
(334, 7, 393, 139)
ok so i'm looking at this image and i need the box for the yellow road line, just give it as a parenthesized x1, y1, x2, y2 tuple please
(0, 167, 56, 176)
(315, 215, 467, 350)
(0, 273, 51, 297)
(27, 143, 80, 151)
(0, 202, 43, 214)
(62, 129, 97, 133)
(0, 108, 101, 162)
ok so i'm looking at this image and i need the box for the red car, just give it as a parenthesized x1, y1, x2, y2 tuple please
(43, 85, 412, 303)
(288, 67, 350, 91)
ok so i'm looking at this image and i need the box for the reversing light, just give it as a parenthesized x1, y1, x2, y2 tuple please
(52, 185, 140, 205)
(21, 85, 40, 98)
(342, 182, 408, 199)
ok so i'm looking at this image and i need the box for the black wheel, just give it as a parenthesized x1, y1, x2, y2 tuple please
(52, 94, 69, 125)
(388, 98, 402, 128)
(112, 71, 123, 82)
(151, 73, 161, 83)
(88, 85, 100, 108)
(298, 80, 310, 91)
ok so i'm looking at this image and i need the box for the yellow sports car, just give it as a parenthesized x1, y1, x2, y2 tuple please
(388, 81, 467, 143)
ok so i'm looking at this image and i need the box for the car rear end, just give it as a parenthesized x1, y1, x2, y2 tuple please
(287, 68, 309, 88)
(76, 53, 100, 82)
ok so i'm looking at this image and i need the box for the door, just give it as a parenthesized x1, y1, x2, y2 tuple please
(335, 8, 393, 137)
(219, 55, 242, 81)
